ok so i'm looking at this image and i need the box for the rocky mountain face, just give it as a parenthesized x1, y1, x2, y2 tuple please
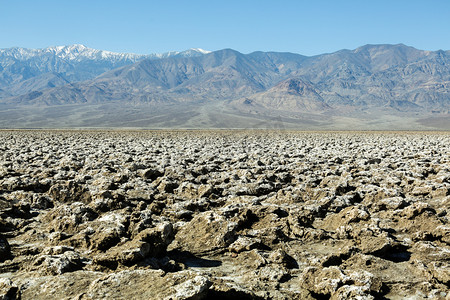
(0, 44, 448, 128)
(291, 44, 450, 111)
(0, 45, 210, 97)
(237, 78, 330, 112)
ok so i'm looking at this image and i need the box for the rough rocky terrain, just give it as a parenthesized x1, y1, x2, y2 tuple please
(0, 130, 449, 299)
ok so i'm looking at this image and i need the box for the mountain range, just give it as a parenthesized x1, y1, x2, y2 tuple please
(0, 45, 210, 98)
(0, 44, 448, 129)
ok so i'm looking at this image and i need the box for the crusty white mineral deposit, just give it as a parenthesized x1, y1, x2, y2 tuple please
(0, 130, 449, 299)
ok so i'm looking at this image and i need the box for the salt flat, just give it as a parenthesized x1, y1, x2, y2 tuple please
(0, 130, 449, 299)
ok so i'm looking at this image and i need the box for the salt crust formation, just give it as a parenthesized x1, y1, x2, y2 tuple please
(0, 130, 449, 299)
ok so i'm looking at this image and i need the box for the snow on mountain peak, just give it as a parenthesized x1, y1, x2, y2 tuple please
(0, 45, 211, 62)
(190, 48, 211, 54)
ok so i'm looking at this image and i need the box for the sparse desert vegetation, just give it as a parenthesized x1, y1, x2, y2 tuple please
(0, 130, 449, 299)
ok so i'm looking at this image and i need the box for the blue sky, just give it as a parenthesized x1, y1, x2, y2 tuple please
(1, 0, 449, 55)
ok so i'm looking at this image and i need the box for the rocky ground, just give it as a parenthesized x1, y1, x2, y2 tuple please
(0, 130, 449, 299)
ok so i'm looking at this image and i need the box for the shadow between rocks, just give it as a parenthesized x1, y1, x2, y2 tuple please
(167, 250, 222, 268)
(372, 244, 411, 263)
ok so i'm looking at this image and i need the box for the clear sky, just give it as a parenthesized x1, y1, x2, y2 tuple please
(1, 0, 449, 56)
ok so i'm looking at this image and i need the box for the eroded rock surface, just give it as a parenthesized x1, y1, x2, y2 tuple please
(0, 130, 449, 299)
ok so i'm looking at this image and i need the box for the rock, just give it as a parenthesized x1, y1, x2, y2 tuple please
(173, 211, 238, 255)
(236, 249, 268, 269)
(300, 266, 380, 299)
(321, 205, 370, 231)
(268, 249, 297, 268)
(90, 190, 130, 212)
(30, 251, 85, 275)
(81, 270, 210, 299)
(48, 180, 91, 204)
(411, 186, 433, 196)
(300, 266, 347, 296)
(148, 201, 166, 215)
(14, 270, 103, 300)
(44, 202, 98, 234)
(228, 236, 261, 253)
(331, 285, 374, 300)
(88, 211, 129, 251)
(198, 184, 214, 198)
(90, 227, 123, 251)
(357, 235, 399, 258)
(165, 275, 211, 300)
(376, 197, 408, 210)
(255, 265, 290, 283)
(434, 225, 450, 244)
(0, 278, 19, 300)
(31, 194, 53, 209)
(157, 179, 179, 193)
(129, 223, 174, 257)
(430, 262, 450, 285)
(401, 202, 436, 219)
(94, 223, 174, 268)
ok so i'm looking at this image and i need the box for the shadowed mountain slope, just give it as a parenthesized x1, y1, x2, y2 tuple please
(236, 78, 330, 112)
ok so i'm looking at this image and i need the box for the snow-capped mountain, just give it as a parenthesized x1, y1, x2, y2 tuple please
(0, 44, 210, 62)
(145, 48, 211, 60)
(0, 45, 210, 95)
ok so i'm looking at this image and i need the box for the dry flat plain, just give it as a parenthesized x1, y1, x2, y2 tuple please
(0, 130, 449, 299)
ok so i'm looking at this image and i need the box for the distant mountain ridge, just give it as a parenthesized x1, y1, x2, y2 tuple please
(0, 45, 210, 96)
(0, 44, 211, 63)
(0, 44, 448, 129)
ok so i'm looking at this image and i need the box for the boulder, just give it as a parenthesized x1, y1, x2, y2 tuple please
(173, 212, 237, 255)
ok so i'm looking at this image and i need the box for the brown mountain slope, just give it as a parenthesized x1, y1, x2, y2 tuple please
(236, 78, 330, 112)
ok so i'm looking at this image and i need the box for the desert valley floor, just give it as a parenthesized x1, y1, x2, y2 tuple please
(0, 130, 449, 299)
